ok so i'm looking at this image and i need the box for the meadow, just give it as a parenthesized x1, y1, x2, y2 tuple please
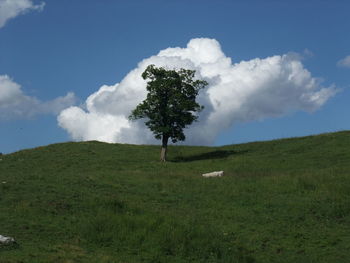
(1, 131, 350, 262)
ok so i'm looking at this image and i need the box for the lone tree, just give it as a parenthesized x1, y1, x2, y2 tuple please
(129, 64, 208, 161)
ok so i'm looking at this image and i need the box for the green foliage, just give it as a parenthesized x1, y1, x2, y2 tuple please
(0, 131, 350, 262)
(129, 64, 208, 143)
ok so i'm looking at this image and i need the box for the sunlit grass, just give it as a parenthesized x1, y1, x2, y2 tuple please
(0, 131, 350, 262)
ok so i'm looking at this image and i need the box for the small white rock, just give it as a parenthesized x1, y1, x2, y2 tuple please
(202, 171, 224, 177)
(0, 235, 15, 244)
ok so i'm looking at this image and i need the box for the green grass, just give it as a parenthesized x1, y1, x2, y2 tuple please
(1, 131, 350, 262)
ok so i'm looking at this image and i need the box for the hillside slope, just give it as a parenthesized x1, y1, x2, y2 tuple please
(1, 131, 350, 262)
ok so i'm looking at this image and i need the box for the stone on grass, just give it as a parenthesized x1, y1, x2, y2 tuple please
(202, 171, 224, 177)
(0, 235, 15, 244)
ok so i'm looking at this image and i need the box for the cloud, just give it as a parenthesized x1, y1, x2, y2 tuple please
(0, 0, 45, 28)
(0, 75, 76, 120)
(58, 38, 337, 145)
(337, 55, 350, 68)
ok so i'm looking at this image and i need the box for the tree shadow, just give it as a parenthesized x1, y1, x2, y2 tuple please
(171, 149, 248, 162)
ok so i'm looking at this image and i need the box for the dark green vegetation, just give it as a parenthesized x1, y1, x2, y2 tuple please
(1, 131, 350, 262)
(129, 64, 207, 161)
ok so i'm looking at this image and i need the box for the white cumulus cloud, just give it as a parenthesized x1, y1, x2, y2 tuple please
(58, 38, 337, 145)
(0, 0, 45, 28)
(0, 75, 76, 120)
(337, 55, 350, 68)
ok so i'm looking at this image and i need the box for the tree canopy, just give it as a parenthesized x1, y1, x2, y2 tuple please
(129, 64, 208, 161)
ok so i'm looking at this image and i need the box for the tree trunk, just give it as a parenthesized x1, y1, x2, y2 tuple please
(160, 135, 169, 162)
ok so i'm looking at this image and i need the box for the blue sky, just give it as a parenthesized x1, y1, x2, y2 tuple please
(0, 0, 349, 153)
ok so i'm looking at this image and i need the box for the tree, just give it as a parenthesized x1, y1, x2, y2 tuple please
(129, 64, 208, 161)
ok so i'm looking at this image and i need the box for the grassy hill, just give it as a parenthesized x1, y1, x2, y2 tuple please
(1, 131, 350, 263)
